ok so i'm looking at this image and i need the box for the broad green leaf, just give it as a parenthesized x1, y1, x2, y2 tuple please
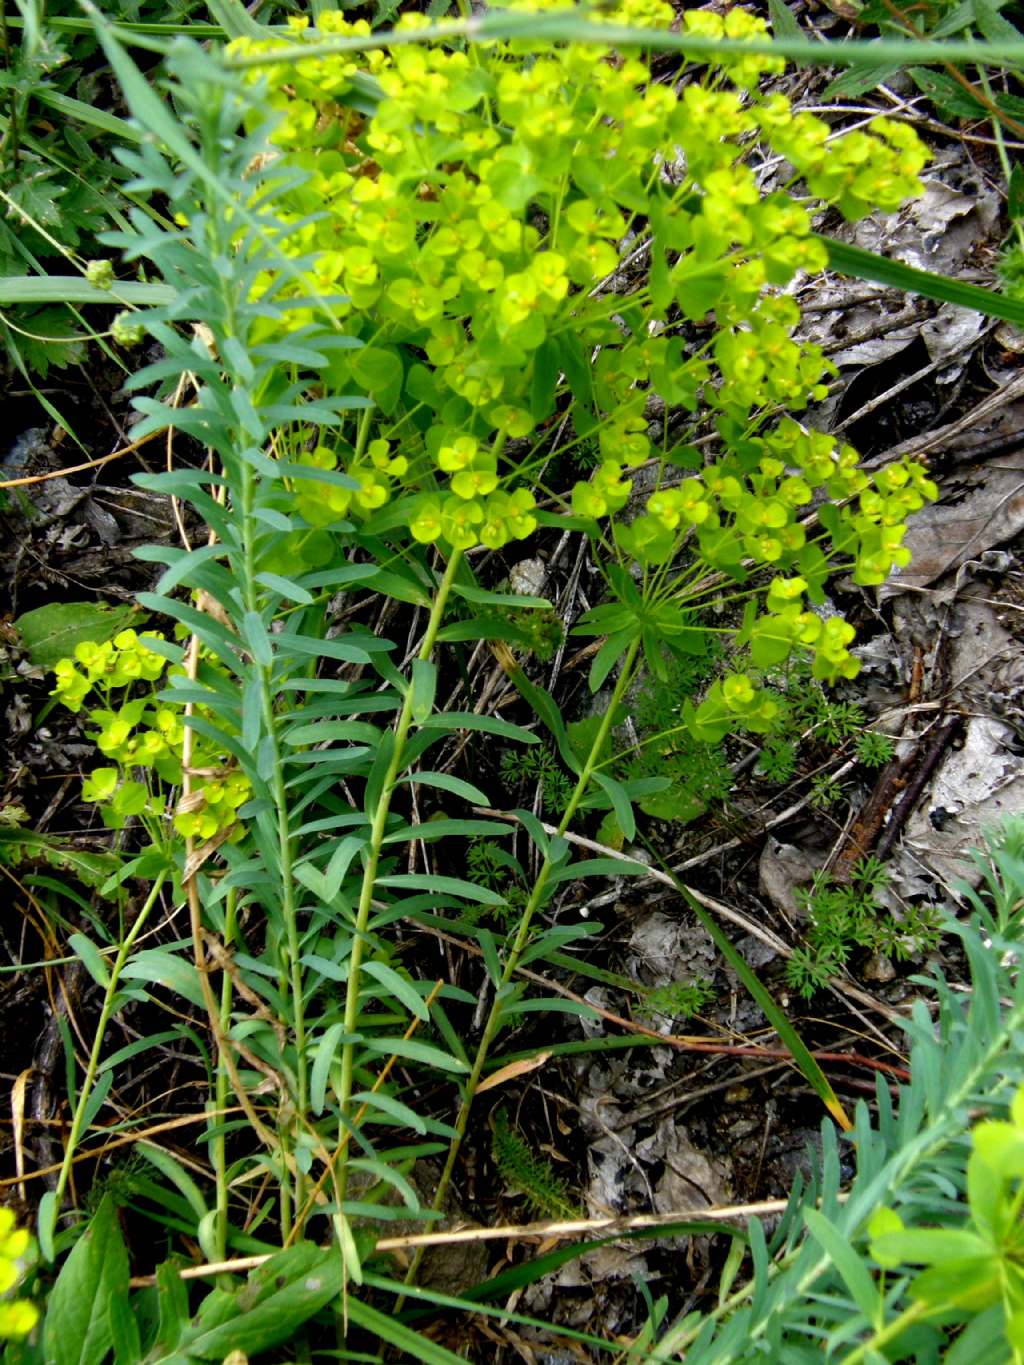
(350, 344, 404, 412)
(183, 1245, 344, 1358)
(767, 0, 802, 41)
(43, 1195, 135, 1365)
(16, 601, 141, 671)
(823, 61, 902, 99)
(908, 66, 986, 118)
(152, 1258, 191, 1358)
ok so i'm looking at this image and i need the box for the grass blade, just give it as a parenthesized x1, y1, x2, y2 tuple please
(0, 276, 174, 305)
(645, 845, 852, 1131)
(819, 236, 1024, 324)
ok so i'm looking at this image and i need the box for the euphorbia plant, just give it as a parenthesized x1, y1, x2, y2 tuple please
(226, 0, 934, 738)
(48, 0, 938, 1286)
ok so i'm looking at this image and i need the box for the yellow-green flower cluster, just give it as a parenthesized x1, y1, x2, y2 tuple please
(51, 631, 250, 841)
(0, 1207, 37, 1339)
(688, 670, 781, 743)
(293, 440, 408, 528)
(228, 2, 928, 562)
(173, 772, 251, 842)
(682, 6, 785, 90)
(409, 433, 538, 551)
(52, 629, 165, 713)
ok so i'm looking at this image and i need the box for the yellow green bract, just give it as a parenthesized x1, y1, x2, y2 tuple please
(51, 629, 251, 840)
(223, 0, 933, 713)
(0, 1207, 37, 1339)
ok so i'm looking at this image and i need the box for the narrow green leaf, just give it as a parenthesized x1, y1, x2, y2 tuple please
(376, 873, 506, 905)
(418, 712, 539, 744)
(478, 928, 503, 986)
(645, 846, 852, 1130)
(1010, 163, 1024, 222)
(361, 1036, 469, 1072)
(382, 817, 512, 844)
(204, 0, 266, 38)
(33, 88, 141, 140)
(67, 933, 111, 990)
(410, 659, 437, 724)
(352, 1090, 427, 1134)
(97, 1030, 182, 1075)
(137, 1143, 209, 1223)
(804, 1208, 880, 1319)
(363, 960, 430, 1021)
(242, 612, 273, 666)
(436, 616, 538, 647)
(255, 572, 314, 605)
(0, 276, 174, 306)
(79, 1072, 113, 1137)
(311, 1022, 347, 1116)
(345, 1297, 466, 1364)
(397, 770, 490, 805)
(591, 770, 636, 843)
(820, 235, 1024, 325)
(450, 580, 552, 609)
(38, 1191, 57, 1264)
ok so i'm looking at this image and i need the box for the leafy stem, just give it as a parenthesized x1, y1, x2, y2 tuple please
(49, 873, 167, 1233)
(334, 547, 465, 1214)
(406, 634, 643, 1286)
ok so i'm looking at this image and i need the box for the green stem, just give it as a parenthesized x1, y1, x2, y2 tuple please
(406, 635, 643, 1286)
(838, 1299, 931, 1365)
(211, 885, 238, 1264)
(52, 874, 166, 1220)
(334, 548, 465, 1210)
(238, 454, 309, 1224)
